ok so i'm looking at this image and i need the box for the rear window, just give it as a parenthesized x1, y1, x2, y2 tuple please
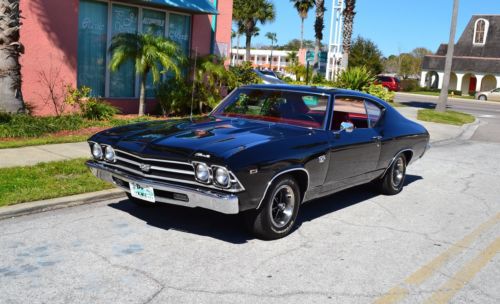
(377, 76, 393, 82)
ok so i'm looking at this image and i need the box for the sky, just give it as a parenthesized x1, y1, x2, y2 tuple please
(248, 0, 500, 56)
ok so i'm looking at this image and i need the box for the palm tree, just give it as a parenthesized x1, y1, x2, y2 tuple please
(290, 0, 315, 49)
(0, 0, 24, 113)
(265, 32, 277, 69)
(287, 51, 298, 65)
(109, 33, 185, 116)
(233, 0, 276, 62)
(313, 0, 325, 75)
(342, 0, 357, 68)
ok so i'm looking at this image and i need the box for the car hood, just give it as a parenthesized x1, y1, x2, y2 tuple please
(92, 116, 309, 161)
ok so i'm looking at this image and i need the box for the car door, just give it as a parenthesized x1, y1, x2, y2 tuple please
(322, 95, 383, 192)
(490, 88, 500, 101)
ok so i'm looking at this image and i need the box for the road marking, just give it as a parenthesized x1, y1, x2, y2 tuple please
(373, 213, 500, 304)
(424, 236, 500, 304)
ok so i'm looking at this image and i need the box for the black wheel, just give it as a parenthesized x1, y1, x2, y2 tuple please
(478, 95, 487, 101)
(244, 176, 301, 240)
(378, 154, 407, 195)
(126, 193, 155, 207)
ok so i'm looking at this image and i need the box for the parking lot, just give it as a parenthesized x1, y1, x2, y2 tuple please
(1, 131, 499, 303)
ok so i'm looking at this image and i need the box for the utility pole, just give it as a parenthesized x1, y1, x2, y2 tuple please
(436, 0, 459, 112)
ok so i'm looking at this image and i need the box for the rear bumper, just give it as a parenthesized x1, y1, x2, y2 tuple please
(86, 161, 239, 214)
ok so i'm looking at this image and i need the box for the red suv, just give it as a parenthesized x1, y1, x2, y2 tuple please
(375, 76, 401, 91)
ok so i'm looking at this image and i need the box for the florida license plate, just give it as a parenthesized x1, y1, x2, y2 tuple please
(129, 182, 155, 203)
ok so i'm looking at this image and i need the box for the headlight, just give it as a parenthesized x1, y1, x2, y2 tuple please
(195, 163, 210, 183)
(214, 167, 230, 188)
(104, 146, 116, 162)
(92, 143, 103, 159)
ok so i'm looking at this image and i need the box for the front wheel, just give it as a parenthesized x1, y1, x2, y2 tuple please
(377, 154, 407, 195)
(244, 176, 301, 240)
(478, 95, 487, 101)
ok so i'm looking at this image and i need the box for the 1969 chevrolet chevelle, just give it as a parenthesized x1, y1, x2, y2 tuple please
(86, 84, 430, 239)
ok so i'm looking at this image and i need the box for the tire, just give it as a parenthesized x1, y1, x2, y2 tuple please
(478, 95, 487, 101)
(126, 193, 155, 207)
(244, 175, 301, 240)
(378, 154, 407, 195)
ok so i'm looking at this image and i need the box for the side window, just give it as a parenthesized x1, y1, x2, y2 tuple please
(365, 100, 382, 128)
(331, 96, 368, 130)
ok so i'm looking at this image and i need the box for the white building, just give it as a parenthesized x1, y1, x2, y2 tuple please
(230, 49, 296, 73)
(421, 15, 500, 95)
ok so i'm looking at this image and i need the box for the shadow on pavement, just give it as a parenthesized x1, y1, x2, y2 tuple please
(108, 175, 423, 244)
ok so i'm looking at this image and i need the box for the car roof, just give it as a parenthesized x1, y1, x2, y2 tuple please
(240, 84, 391, 108)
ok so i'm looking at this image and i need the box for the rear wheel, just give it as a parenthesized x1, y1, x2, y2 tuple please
(378, 154, 407, 195)
(478, 95, 487, 101)
(244, 176, 301, 240)
(126, 193, 155, 207)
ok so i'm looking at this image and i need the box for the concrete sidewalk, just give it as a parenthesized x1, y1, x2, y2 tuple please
(0, 142, 89, 168)
(0, 110, 478, 169)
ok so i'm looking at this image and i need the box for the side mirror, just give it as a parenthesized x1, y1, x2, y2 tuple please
(340, 121, 354, 133)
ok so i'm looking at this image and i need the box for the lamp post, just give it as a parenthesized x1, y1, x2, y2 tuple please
(436, 0, 460, 112)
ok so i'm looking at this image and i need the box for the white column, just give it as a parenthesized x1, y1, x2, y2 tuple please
(277, 56, 281, 70)
(496, 76, 500, 88)
(475, 74, 484, 92)
(420, 71, 427, 87)
(456, 73, 464, 94)
(254, 54, 258, 65)
(438, 72, 445, 89)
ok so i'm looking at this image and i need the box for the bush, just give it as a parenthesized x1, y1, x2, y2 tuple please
(335, 66, 375, 91)
(0, 114, 86, 138)
(155, 78, 191, 116)
(400, 79, 419, 92)
(229, 62, 261, 87)
(365, 84, 395, 102)
(65, 86, 119, 120)
(311, 74, 326, 84)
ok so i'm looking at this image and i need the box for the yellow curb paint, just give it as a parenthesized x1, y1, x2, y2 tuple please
(373, 286, 409, 304)
(373, 213, 500, 304)
(424, 236, 500, 304)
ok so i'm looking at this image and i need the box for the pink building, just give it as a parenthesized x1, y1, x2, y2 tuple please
(20, 0, 233, 115)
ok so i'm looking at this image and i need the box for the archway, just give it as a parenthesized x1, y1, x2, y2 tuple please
(425, 71, 439, 89)
(461, 73, 477, 95)
(480, 75, 497, 91)
(449, 72, 458, 90)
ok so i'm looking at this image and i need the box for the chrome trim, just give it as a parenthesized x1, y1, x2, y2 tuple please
(380, 148, 414, 178)
(86, 161, 239, 214)
(116, 156, 194, 175)
(115, 149, 192, 166)
(256, 168, 310, 210)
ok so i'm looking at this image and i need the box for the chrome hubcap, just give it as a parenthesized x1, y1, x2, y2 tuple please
(392, 157, 405, 188)
(270, 185, 295, 228)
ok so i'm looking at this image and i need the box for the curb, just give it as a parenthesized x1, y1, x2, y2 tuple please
(395, 92, 500, 105)
(0, 189, 126, 220)
(431, 117, 481, 146)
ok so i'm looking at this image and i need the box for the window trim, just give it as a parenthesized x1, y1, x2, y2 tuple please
(79, 0, 192, 99)
(473, 18, 489, 46)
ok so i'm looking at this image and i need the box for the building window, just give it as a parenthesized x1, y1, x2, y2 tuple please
(473, 18, 489, 46)
(77, 0, 192, 99)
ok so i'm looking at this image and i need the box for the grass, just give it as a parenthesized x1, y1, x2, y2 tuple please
(0, 158, 113, 207)
(408, 91, 475, 100)
(417, 109, 475, 126)
(0, 135, 89, 149)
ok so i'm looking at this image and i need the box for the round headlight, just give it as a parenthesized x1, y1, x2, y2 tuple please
(195, 163, 210, 183)
(92, 144, 103, 159)
(214, 167, 230, 187)
(104, 146, 116, 162)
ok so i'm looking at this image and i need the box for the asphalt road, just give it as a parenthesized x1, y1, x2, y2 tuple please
(395, 93, 500, 143)
(1, 96, 500, 303)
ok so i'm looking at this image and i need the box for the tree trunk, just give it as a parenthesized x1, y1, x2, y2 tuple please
(270, 44, 273, 70)
(138, 74, 146, 116)
(300, 17, 305, 50)
(0, 0, 24, 113)
(436, 0, 459, 112)
(245, 33, 252, 63)
(341, 0, 356, 70)
(313, 0, 325, 76)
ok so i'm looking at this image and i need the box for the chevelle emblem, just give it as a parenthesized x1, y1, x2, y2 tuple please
(139, 163, 151, 172)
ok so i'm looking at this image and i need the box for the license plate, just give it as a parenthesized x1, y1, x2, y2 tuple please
(129, 182, 155, 203)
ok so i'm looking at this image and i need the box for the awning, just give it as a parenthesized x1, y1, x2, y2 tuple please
(135, 0, 218, 14)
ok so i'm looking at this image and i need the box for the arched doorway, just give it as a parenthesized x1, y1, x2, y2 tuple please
(461, 73, 477, 95)
(480, 75, 497, 91)
(425, 71, 439, 89)
(449, 72, 458, 90)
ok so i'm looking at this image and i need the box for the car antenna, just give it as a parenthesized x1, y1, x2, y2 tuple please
(190, 47, 198, 122)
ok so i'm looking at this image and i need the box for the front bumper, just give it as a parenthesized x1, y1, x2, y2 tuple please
(86, 161, 239, 214)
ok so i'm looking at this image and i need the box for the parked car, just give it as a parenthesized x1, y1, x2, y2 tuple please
(258, 69, 279, 79)
(475, 88, 500, 101)
(253, 69, 285, 84)
(375, 76, 401, 92)
(86, 84, 430, 239)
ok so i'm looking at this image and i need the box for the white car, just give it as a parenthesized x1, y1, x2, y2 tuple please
(476, 88, 500, 101)
(253, 69, 285, 85)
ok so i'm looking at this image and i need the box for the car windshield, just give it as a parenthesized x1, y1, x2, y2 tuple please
(213, 88, 329, 129)
(260, 70, 276, 77)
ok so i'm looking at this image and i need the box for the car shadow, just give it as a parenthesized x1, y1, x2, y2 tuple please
(108, 174, 423, 244)
(400, 101, 436, 109)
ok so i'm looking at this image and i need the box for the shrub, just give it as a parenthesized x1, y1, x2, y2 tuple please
(365, 84, 395, 102)
(311, 74, 326, 84)
(65, 86, 119, 120)
(0, 114, 86, 138)
(400, 79, 419, 92)
(155, 78, 191, 116)
(229, 62, 261, 87)
(335, 66, 375, 91)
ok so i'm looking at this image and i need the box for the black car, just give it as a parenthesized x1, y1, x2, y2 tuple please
(86, 84, 430, 239)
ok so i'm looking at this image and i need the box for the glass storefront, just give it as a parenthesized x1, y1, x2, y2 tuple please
(77, 0, 192, 98)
